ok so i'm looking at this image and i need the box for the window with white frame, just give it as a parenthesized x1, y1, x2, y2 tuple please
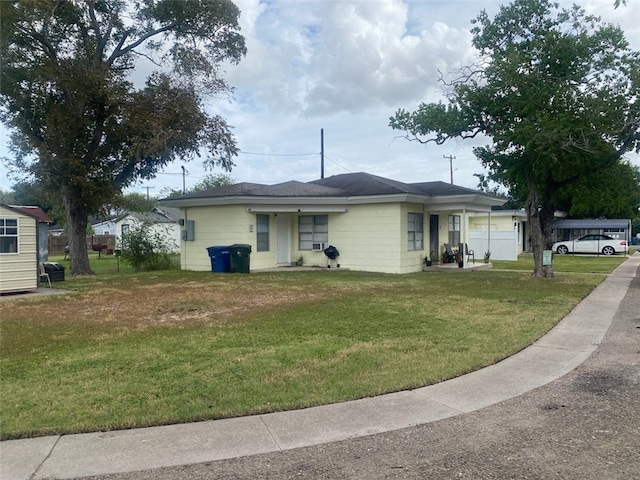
(298, 215, 328, 250)
(256, 214, 269, 252)
(448, 215, 460, 246)
(408, 213, 424, 251)
(0, 218, 19, 254)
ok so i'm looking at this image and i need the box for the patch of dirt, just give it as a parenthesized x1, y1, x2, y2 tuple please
(1, 279, 331, 329)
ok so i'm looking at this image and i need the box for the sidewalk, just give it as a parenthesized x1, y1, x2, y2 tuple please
(2, 254, 638, 480)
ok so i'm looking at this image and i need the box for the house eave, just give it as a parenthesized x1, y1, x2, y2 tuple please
(159, 192, 506, 212)
(159, 195, 351, 208)
(426, 194, 506, 213)
(246, 205, 349, 213)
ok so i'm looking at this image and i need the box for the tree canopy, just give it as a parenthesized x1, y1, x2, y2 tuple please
(0, 0, 246, 274)
(390, 0, 640, 276)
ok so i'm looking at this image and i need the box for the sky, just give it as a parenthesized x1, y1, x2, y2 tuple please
(1, 0, 639, 197)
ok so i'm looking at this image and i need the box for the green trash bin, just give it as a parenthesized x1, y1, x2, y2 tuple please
(229, 244, 252, 273)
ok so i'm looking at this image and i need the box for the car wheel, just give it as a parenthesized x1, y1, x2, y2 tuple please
(602, 246, 615, 255)
(557, 245, 569, 255)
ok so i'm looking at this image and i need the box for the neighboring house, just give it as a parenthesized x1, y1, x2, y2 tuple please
(159, 172, 506, 274)
(91, 214, 118, 236)
(0, 204, 52, 293)
(104, 207, 180, 252)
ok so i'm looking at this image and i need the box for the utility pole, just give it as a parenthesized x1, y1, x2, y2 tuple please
(143, 185, 155, 200)
(443, 155, 456, 184)
(320, 128, 325, 179)
(181, 166, 186, 194)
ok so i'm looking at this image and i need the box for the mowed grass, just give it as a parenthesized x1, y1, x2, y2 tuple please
(0, 256, 625, 440)
(492, 249, 634, 273)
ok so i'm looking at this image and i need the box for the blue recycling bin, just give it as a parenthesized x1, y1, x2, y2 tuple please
(206, 246, 231, 273)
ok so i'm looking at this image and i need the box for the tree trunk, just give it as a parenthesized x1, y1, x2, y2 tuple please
(525, 178, 554, 278)
(63, 188, 94, 276)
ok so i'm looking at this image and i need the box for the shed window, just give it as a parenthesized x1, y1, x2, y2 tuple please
(0, 218, 19, 254)
(256, 214, 269, 252)
(298, 215, 328, 250)
(408, 213, 424, 251)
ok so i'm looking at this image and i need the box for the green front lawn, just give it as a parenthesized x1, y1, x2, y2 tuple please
(0, 255, 626, 440)
(492, 251, 632, 273)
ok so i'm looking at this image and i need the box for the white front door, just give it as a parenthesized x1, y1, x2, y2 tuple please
(276, 214, 292, 264)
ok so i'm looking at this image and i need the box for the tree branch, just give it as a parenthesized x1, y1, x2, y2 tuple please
(87, 2, 106, 62)
(106, 24, 176, 67)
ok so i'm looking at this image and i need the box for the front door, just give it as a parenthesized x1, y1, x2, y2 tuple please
(429, 215, 439, 258)
(276, 214, 292, 264)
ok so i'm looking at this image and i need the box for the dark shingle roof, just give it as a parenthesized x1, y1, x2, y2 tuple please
(164, 181, 345, 200)
(262, 181, 345, 197)
(409, 181, 488, 196)
(311, 172, 423, 196)
(159, 172, 504, 205)
(176, 182, 267, 199)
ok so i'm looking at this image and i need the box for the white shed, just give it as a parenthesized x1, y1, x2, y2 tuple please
(0, 204, 51, 294)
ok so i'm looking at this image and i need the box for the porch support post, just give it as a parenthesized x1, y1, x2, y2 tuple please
(488, 210, 491, 259)
(462, 207, 467, 268)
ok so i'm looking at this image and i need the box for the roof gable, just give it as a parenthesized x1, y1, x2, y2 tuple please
(311, 172, 423, 196)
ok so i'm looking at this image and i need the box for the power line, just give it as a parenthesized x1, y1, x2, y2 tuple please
(323, 154, 353, 174)
(239, 150, 318, 157)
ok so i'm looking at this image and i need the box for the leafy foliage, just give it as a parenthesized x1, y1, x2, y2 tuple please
(0, 0, 246, 275)
(390, 0, 640, 276)
(161, 172, 236, 198)
(191, 173, 236, 192)
(119, 222, 178, 272)
(110, 192, 158, 215)
(4, 180, 66, 226)
(558, 162, 640, 219)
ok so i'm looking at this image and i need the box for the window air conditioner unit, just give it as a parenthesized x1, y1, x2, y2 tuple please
(312, 242, 325, 251)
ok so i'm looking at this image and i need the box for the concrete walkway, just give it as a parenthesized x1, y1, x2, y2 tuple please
(2, 254, 638, 480)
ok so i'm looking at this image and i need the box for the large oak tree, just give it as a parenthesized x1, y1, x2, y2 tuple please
(390, 0, 639, 276)
(0, 0, 246, 274)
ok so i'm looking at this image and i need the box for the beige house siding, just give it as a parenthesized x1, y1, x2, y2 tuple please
(469, 213, 515, 232)
(181, 205, 252, 271)
(177, 204, 507, 273)
(325, 203, 403, 273)
(0, 206, 38, 293)
(179, 203, 432, 274)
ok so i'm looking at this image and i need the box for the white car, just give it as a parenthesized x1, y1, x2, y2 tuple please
(553, 234, 629, 256)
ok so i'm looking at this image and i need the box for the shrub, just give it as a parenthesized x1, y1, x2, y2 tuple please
(119, 222, 178, 271)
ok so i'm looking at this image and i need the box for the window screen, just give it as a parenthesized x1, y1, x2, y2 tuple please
(298, 215, 328, 250)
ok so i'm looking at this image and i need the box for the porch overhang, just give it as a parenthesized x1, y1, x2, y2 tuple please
(425, 194, 506, 213)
